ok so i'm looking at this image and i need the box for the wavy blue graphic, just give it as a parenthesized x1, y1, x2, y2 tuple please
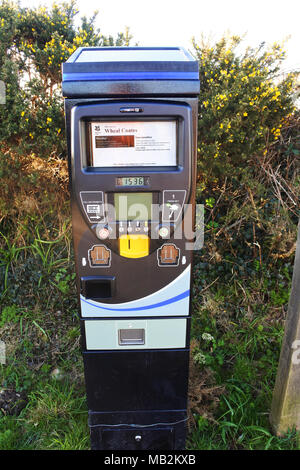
(81, 289, 190, 312)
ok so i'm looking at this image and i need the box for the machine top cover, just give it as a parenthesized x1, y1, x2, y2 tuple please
(62, 47, 200, 97)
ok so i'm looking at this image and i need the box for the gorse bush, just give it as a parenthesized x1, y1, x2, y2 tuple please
(191, 35, 299, 275)
(0, 0, 131, 157)
(193, 35, 297, 185)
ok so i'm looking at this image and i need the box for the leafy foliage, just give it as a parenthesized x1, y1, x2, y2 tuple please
(0, 1, 132, 157)
(193, 35, 297, 183)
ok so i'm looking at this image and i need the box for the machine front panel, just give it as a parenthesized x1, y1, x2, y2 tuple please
(70, 100, 195, 314)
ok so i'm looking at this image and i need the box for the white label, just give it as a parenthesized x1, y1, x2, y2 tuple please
(90, 121, 176, 167)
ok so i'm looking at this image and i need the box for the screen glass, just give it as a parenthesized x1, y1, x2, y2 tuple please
(89, 121, 176, 167)
(114, 193, 152, 221)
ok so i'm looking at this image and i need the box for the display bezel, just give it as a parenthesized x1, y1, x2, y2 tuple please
(84, 117, 178, 170)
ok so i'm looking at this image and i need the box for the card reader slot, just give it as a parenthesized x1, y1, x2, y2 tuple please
(81, 276, 115, 300)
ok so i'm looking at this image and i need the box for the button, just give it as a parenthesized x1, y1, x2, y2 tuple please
(162, 190, 186, 222)
(80, 191, 104, 223)
(88, 245, 111, 267)
(97, 227, 110, 240)
(158, 244, 180, 266)
(158, 226, 169, 238)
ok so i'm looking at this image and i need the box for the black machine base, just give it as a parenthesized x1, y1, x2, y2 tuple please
(83, 350, 190, 450)
(88, 410, 187, 450)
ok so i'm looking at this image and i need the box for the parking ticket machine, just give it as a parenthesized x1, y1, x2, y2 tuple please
(62, 47, 200, 450)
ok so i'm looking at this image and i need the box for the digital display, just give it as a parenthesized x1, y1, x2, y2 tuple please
(89, 121, 177, 167)
(116, 177, 149, 187)
(114, 193, 152, 221)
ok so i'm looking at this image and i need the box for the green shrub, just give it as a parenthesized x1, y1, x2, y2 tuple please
(0, 1, 132, 158)
(193, 35, 297, 185)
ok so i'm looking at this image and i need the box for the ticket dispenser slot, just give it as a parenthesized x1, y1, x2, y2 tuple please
(63, 46, 199, 451)
(118, 328, 145, 346)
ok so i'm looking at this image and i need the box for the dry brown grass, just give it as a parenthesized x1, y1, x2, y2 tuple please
(188, 338, 225, 428)
(0, 151, 70, 245)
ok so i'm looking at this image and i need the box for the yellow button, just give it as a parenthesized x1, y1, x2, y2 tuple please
(119, 234, 150, 258)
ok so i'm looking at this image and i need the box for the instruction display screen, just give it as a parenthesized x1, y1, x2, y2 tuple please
(89, 121, 177, 167)
(114, 193, 152, 221)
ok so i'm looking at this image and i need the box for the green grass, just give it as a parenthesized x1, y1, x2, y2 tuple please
(0, 210, 299, 450)
(186, 251, 300, 450)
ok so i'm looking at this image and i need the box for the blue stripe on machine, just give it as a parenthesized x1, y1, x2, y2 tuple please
(63, 72, 199, 81)
(81, 289, 190, 312)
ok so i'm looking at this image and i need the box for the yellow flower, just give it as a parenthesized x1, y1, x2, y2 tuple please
(243, 112, 248, 117)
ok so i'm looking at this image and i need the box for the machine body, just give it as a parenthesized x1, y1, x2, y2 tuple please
(62, 47, 200, 450)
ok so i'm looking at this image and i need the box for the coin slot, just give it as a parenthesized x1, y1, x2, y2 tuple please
(119, 234, 149, 258)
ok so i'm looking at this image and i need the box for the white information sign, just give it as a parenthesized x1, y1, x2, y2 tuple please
(90, 121, 176, 167)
